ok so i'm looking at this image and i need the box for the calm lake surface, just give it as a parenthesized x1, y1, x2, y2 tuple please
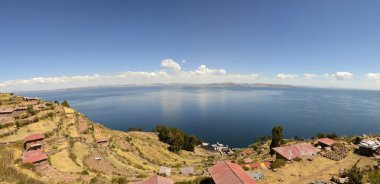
(19, 86, 380, 147)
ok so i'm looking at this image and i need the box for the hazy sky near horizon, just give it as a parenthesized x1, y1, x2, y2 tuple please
(1, 0, 380, 91)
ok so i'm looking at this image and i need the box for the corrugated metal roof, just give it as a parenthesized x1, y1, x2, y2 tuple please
(317, 138, 335, 146)
(0, 108, 14, 113)
(273, 143, 320, 160)
(23, 150, 43, 158)
(208, 160, 257, 184)
(140, 175, 173, 184)
(23, 152, 48, 163)
(24, 134, 45, 142)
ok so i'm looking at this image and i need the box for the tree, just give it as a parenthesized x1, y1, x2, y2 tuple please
(27, 105, 35, 115)
(270, 126, 283, 155)
(61, 100, 70, 108)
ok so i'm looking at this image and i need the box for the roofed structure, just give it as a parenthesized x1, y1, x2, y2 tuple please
(23, 152, 48, 164)
(159, 166, 171, 176)
(0, 108, 14, 114)
(208, 160, 256, 184)
(96, 138, 108, 144)
(24, 134, 45, 143)
(180, 166, 194, 176)
(273, 143, 320, 160)
(317, 138, 335, 147)
(140, 175, 173, 184)
(23, 150, 43, 158)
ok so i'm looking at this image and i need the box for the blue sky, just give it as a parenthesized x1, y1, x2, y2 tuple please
(1, 0, 380, 91)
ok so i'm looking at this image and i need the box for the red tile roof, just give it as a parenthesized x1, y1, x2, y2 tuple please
(317, 138, 335, 146)
(23, 150, 43, 158)
(0, 108, 14, 113)
(208, 160, 256, 184)
(96, 138, 108, 143)
(140, 175, 174, 184)
(243, 158, 252, 163)
(24, 134, 45, 142)
(273, 143, 320, 160)
(23, 152, 48, 164)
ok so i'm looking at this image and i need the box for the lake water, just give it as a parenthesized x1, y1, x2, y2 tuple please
(18, 86, 380, 148)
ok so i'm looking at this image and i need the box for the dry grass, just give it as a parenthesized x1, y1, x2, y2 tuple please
(258, 152, 377, 184)
(63, 107, 75, 114)
(50, 150, 82, 173)
(72, 142, 89, 166)
(115, 149, 157, 171)
(1, 118, 57, 142)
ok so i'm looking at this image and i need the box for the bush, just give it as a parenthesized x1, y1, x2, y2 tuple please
(128, 127, 143, 132)
(21, 163, 36, 171)
(293, 157, 302, 162)
(243, 165, 250, 171)
(81, 170, 89, 175)
(111, 177, 128, 184)
(271, 159, 286, 169)
(27, 106, 35, 115)
(344, 161, 363, 184)
(61, 100, 70, 108)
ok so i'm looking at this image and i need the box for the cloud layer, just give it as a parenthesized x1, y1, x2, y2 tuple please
(0, 59, 379, 92)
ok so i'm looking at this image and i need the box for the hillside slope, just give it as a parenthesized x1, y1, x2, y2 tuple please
(0, 93, 216, 184)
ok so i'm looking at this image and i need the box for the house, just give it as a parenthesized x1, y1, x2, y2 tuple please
(273, 143, 320, 161)
(241, 149, 254, 157)
(26, 143, 43, 151)
(23, 150, 43, 158)
(159, 166, 172, 176)
(208, 160, 257, 184)
(25, 97, 39, 101)
(15, 106, 27, 112)
(24, 134, 45, 149)
(96, 138, 108, 144)
(180, 166, 194, 176)
(0, 108, 14, 116)
(243, 158, 253, 164)
(356, 139, 380, 156)
(140, 175, 173, 184)
(317, 138, 335, 148)
(22, 151, 48, 165)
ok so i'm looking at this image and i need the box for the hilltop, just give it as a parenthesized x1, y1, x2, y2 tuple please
(0, 93, 217, 184)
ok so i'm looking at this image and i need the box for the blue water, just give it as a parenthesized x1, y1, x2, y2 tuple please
(18, 86, 380, 148)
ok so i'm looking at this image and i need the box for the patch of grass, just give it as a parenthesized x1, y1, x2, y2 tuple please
(271, 159, 286, 169)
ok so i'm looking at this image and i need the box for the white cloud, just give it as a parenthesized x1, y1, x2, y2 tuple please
(160, 58, 181, 71)
(277, 74, 298, 80)
(304, 74, 319, 79)
(191, 65, 226, 75)
(0, 59, 258, 91)
(332, 72, 353, 80)
(181, 60, 186, 64)
(364, 73, 380, 80)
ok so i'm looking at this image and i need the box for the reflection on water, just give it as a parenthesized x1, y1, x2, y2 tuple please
(19, 86, 380, 147)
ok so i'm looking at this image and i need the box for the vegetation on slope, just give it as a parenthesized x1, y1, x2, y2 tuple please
(0, 146, 45, 184)
(154, 125, 202, 153)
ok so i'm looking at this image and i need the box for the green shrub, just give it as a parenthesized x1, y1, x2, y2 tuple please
(21, 163, 36, 171)
(61, 100, 70, 108)
(343, 161, 363, 184)
(243, 165, 250, 171)
(293, 157, 302, 162)
(271, 159, 286, 169)
(81, 170, 89, 175)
